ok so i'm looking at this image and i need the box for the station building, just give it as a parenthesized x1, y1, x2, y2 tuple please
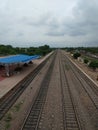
(0, 54, 40, 77)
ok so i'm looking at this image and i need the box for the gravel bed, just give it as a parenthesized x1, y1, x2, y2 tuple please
(0, 55, 52, 130)
(38, 53, 64, 130)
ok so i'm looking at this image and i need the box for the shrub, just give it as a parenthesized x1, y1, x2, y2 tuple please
(84, 58, 89, 64)
(89, 60, 98, 70)
(73, 52, 81, 59)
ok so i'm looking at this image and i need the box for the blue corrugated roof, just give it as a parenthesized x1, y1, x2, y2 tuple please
(0, 54, 40, 64)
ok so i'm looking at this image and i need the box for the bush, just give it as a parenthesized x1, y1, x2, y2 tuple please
(84, 58, 89, 64)
(89, 60, 98, 70)
(73, 52, 81, 59)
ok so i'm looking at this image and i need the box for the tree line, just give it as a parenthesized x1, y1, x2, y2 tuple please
(65, 47, 98, 54)
(0, 44, 53, 56)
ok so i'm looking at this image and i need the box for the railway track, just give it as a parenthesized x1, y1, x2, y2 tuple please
(0, 52, 54, 120)
(0, 50, 97, 130)
(21, 52, 56, 130)
(61, 51, 98, 130)
(62, 53, 98, 109)
(59, 51, 81, 130)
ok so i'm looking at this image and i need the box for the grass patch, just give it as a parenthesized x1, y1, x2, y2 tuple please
(14, 101, 24, 112)
(5, 113, 12, 122)
(5, 123, 10, 130)
(4, 113, 12, 130)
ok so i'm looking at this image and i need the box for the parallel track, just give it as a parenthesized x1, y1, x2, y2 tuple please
(0, 53, 53, 120)
(61, 51, 98, 129)
(62, 53, 98, 109)
(59, 51, 81, 130)
(1, 50, 97, 130)
(21, 52, 56, 130)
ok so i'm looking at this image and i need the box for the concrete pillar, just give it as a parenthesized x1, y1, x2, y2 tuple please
(5, 64, 10, 77)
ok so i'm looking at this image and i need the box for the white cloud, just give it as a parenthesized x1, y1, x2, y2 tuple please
(0, 0, 98, 47)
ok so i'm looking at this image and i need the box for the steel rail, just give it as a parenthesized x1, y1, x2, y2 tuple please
(21, 52, 56, 130)
(62, 53, 98, 109)
(0, 52, 54, 120)
(59, 51, 82, 130)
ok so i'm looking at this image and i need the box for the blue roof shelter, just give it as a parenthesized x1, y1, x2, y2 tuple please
(0, 54, 40, 64)
(0, 54, 40, 76)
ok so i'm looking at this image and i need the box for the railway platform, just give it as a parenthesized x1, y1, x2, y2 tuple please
(0, 63, 36, 99)
(0, 52, 53, 99)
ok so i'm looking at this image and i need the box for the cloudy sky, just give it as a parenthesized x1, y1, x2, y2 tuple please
(0, 0, 98, 47)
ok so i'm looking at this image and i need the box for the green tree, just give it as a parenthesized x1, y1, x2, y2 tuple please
(89, 60, 98, 71)
(84, 58, 89, 64)
(73, 52, 81, 59)
(0, 44, 52, 56)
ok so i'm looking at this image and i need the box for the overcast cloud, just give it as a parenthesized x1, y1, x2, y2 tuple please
(0, 0, 98, 47)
